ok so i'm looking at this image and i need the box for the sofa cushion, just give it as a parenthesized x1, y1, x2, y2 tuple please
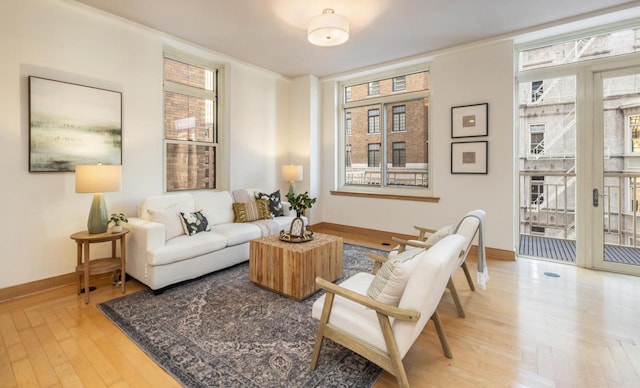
(366, 248, 424, 306)
(180, 210, 211, 236)
(192, 191, 235, 225)
(147, 231, 227, 266)
(312, 272, 389, 351)
(210, 223, 262, 246)
(147, 205, 185, 241)
(233, 199, 272, 222)
(256, 190, 284, 217)
(138, 193, 194, 220)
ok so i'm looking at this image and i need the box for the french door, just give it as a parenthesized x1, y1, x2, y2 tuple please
(590, 65, 640, 275)
(518, 57, 640, 276)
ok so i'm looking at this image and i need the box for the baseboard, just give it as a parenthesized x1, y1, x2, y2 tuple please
(1, 223, 514, 302)
(0, 273, 77, 303)
(311, 222, 515, 261)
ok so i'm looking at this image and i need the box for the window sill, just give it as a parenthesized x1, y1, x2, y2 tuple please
(330, 190, 439, 202)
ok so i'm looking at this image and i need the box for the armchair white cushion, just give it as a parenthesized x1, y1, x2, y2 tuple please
(311, 234, 466, 387)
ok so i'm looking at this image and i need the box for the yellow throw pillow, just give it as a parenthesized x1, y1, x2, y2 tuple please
(233, 199, 272, 222)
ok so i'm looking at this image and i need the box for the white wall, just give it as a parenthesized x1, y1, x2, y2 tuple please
(319, 40, 515, 252)
(0, 0, 291, 289)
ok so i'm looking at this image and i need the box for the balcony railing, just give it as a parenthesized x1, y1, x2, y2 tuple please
(520, 171, 640, 263)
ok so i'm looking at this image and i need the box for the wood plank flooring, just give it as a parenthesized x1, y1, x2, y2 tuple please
(1, 225, 639, 387)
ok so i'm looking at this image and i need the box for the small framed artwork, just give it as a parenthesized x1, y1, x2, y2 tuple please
(289, 217, 305, 238)
(29, 76, 122, 172)
(451, 103, 488, 138)
(451, 141, 488, 174)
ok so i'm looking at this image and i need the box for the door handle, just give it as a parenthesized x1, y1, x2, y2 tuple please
(593, 188, 599, 207)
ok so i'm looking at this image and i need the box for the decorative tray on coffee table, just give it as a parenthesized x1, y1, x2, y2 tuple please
(279, 230, 314, 243)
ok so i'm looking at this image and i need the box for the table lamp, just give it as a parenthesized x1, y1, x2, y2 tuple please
(75, 164, 122, 234)
(282, 165, 303, 195)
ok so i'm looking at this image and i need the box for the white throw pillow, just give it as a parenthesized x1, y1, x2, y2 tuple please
(367, 249, 424, 306)
(147, 205, 185, 241)
(425, 225, 454, 247)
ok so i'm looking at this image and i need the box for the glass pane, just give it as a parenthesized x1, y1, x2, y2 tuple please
(519, 28, 640, 71)
(518, 75, 576, 252)
(347, 71, 428, 103)
(345, 103, 382, 185)
(386, 98, 428, 187)
(601, 73, 640, 263)
(164, 92, 214, 142)
(166, 143, 216, 191)
(164, 58, 214, 91)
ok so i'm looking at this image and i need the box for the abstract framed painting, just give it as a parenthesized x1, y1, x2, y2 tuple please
(451, 141, 488, 174)
(451, 103, 488, 138)
(28, 76, 122, 172)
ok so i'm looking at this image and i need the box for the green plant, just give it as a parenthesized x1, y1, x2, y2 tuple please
(109, 213, 128, 226)
(285, 191, 317, 217)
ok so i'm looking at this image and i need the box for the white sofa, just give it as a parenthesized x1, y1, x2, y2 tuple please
(125, 189, 301, 292)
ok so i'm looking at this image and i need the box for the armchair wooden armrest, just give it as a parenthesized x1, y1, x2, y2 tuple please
(315, 277, 420, 322)
(366, 252, 388, 274)
(391, 236, 430, 253)
(413, 225, 437, 241)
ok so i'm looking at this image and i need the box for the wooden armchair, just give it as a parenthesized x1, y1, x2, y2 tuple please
(387, 211, 485, 318)
(310, 234, 466, 387)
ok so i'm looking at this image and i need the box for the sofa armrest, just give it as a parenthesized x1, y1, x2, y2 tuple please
(126, 218, 166, 265)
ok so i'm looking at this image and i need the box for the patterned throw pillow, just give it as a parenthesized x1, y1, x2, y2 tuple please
(179, 210, 211, 236)
(256, 190, 284, 217)
(232, 199, 272, 223)
(366, 249, 425, 306)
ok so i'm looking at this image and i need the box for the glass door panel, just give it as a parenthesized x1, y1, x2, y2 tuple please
(594, 69, 640, 275)
(518, 76, 577, 262)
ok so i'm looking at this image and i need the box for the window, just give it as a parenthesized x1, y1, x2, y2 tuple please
(530, 124, 545, 154)
(631, 115, 640, 152)
(392, 105, 406, 132)
(531, 226, 546, 234)
(393, 76, 406, 92)
(531, 80, 543, 102)
(368, 143, 381, 167)
(392, 142, 406, 167)
(531, 176, 545, 205)
(164, 51, 222, 191)
(519, 27, 640, 71)
(368, 109, 380, 133)
(340, 67, 430, 192)
(345, 86, 352, 102)
(368, 81, 379, 96)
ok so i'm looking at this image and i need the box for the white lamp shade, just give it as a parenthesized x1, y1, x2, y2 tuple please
(75, 164, 122, 193)
(308, 9, 349, 47)
(282, 165, 303, 182)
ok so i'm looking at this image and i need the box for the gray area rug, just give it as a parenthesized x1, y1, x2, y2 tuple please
(98, 243, 386, 387)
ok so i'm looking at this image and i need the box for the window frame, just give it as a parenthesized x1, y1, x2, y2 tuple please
(163, 48, 225, 192)
(337, 63, 431, 197)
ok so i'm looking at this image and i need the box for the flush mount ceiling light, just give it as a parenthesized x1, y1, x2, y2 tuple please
(307, 8, 349, 47)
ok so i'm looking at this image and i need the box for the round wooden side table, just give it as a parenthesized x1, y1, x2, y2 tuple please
(70, 228, 129, 304)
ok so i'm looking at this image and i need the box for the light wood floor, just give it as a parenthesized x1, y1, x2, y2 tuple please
(1, 226, 639, 387)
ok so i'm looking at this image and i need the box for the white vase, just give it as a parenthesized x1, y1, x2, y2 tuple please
(112, 224, 123, 233)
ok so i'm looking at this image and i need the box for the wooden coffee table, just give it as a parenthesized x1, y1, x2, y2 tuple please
(249, 232, 343, 300)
